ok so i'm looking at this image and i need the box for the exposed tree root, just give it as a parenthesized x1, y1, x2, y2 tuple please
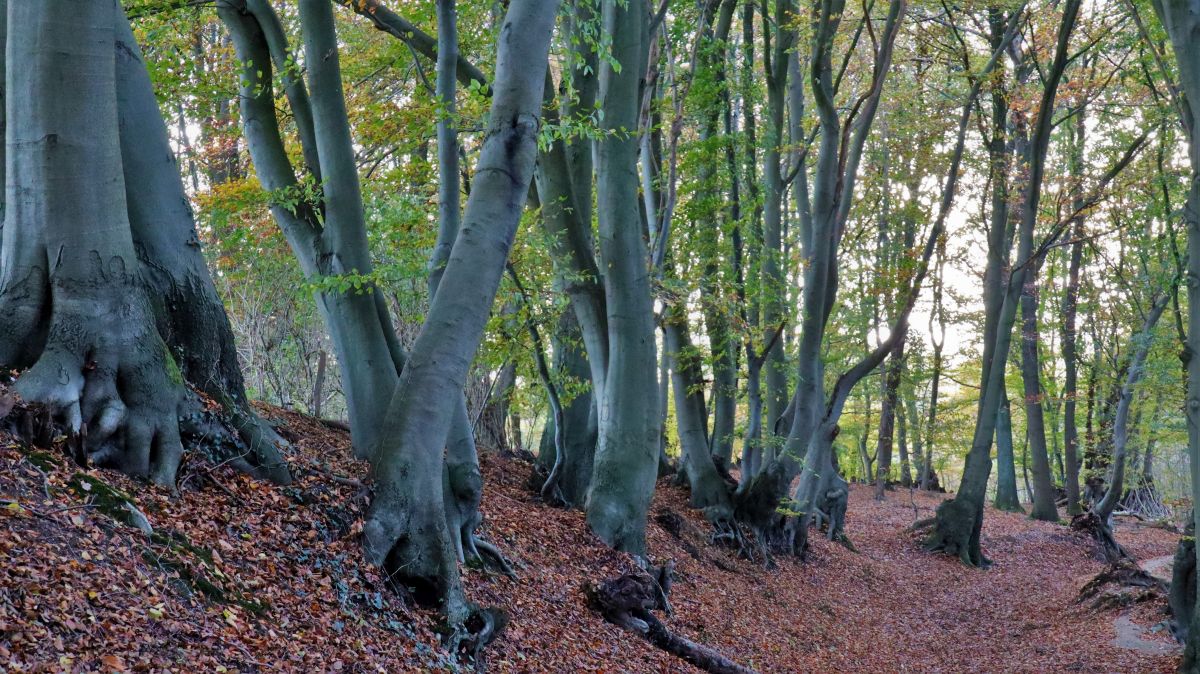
(585, 570, 758, 674)
(1078, 559, 1166, 611)
(464, 533, 517, 578)
(1070, 510, 1131, 565)
(449, 605, 510, 669)
(0, 377, 288, 491)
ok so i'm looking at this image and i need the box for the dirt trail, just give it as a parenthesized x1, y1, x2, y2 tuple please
(0, 412, 1188, 673)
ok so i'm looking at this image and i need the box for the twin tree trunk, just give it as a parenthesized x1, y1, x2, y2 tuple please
(220, 0, 557, 620)
(0, 0, 288, 486)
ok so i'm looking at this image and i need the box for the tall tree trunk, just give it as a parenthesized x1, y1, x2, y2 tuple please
(926, 0, 1081, 566)
(364, 0, 558, 620)
(1061, 106, 1087, 515)
(1020, 266, 1060, 521)
(698, 0, 739, 473)
(585, 0, 660, 555)
(1149, 0, 1200, 658)
(979, 6, 1020, 513)
(2, 0, 186, 486)
(220, 0, 401, 459)
(759, 0, 795, 441)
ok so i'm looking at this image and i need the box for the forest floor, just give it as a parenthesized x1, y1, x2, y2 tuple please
(0, 404, 1184, 673)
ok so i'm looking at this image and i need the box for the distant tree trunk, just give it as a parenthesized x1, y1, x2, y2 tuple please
(905, 390, 921, 488)
(664, 307, 733, 520)
(1084, 294, 1169, 562)
(897, 385, 912, 488)
(311, 349, 327, 418)
(1060, 105, 1087, 515)
(994, 395, 1022, 511)
(979, 6, 1019, 512)
(922, 243, 947, 491)
(875, 340, 904, 499)
(1020, 266, 1060, 521)
(926, 0, 1079, 565)
(533, 0, 604, 491)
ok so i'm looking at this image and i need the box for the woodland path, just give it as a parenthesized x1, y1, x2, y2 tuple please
(0, 412, 1189, 673)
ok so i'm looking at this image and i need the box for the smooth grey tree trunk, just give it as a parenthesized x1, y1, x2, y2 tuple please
(2, 0, 187, 486)
(1020, 265, 1060, 521)
(700, 0, 739, 472)
(114, 9, 290, 483)
(585, 0, 660, 555)
(759, 0, 796, 442)
(993, 395, 1022, 511)
(363, 0, 558, 621)
(537, 310, 597, 505)
(664, 308, 733, 520)
(220, 0, 400, 459)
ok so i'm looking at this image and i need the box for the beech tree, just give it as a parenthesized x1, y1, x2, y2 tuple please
(0, 0, 289, 486)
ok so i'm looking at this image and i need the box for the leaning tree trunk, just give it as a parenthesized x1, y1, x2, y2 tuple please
(664, 306, 734, 521)
(584, 0, 660, 555)
(0, 0, 190, 486)
(926, 0, 1078, 566)
(219, 0, 401, 460)
(1081, 293, 1169, 563)
(363, 0, 558, 623)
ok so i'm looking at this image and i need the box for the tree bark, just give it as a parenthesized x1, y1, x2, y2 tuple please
(664, 306, 733, 520)
(114, 8, 290, 483)
(927, 0, 1080, 565)
(2, 0, 187, 486)
(1020, 267, 1060, 521)
(1147, 1, 1200, 659)
(994, 395, 1022, 511)
(586, 0, 660, 555)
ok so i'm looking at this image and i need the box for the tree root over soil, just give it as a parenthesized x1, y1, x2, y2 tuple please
(1078, 559, 1166, 611)
(585, 570, 758, 674)
(0, 379, 287, 490)
(1071, 511, 1132, 565)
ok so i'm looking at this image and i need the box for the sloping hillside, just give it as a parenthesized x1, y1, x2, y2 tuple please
(0, 406, 1182, 672)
